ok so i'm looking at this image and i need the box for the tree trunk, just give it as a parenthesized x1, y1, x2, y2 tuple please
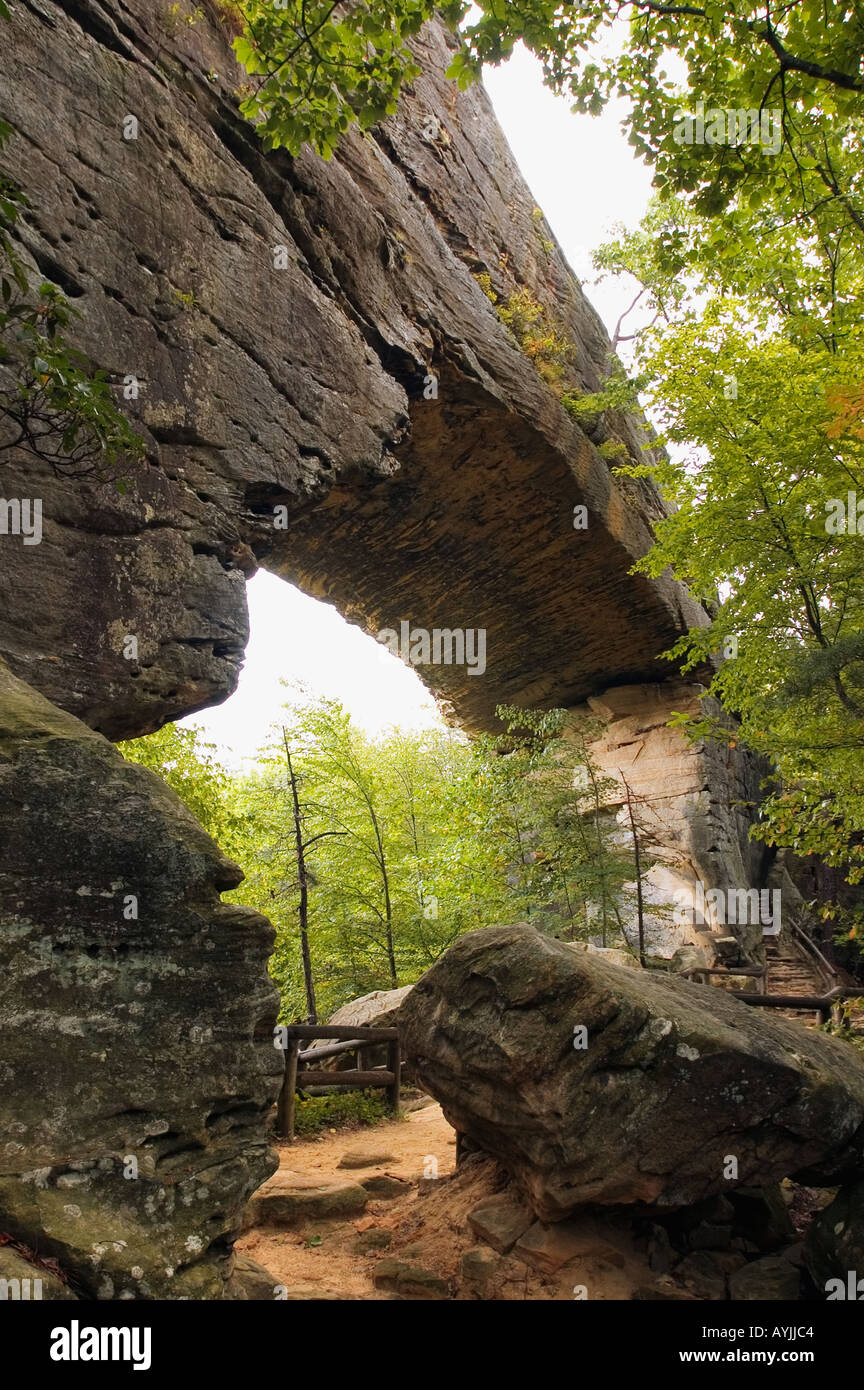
(284, 733, 318, 1023)
(622, 773, 646, 968)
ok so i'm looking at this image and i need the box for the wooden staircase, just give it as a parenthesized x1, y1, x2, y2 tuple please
(764, 934, 838, 1027)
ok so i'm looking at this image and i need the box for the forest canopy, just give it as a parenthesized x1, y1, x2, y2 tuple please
(121, 698, 648, 1021)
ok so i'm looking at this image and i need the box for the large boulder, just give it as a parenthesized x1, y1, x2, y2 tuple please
(303, 985, 413, 1073)
(804, 1180, 864, 1298)
(0, 660, 282, 1299)
(323, 986, 414, 1035)
(398, 925, 864, 1221)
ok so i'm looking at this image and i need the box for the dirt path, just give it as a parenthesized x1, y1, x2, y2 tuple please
(237, 1101, 653, 1300)
(237, 1102, 457, 1300)
(274, 1100, 456, 1186)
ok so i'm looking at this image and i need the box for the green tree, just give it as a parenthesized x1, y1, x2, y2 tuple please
(227, 0, 863, 254)
(473, 705, 645, 950)
(118, 723, 236, 843)
(585, 187, 864, 938)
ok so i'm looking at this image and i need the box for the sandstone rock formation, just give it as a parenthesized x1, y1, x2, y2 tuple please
(0, 0, 770, 1298)
(323, 986, 414, 1033)
(0, 0, 709, 741)
(399, 924, 864, 1220)
(303, 984, 413, 1073)
(571, 683, 767, 961)
(0, 658, 282, 1298)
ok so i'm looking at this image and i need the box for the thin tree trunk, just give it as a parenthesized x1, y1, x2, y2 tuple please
(510, 809, 533, 918)
(583, 758, 610, 945)
(621, 773, 646, 967)
(283, 732, 318, 1023)
(367, 800, 397, 987)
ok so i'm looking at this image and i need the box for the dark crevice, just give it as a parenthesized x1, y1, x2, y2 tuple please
(23, 242, 86, 299)
(56, 0, 139, 62)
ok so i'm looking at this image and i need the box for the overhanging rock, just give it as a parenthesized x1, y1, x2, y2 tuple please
(0, 2, 708, 738)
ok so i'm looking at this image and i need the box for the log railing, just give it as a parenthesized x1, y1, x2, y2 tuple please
(737, 985, 864, 1025)
(274, 1024, 401, 1142)
(787, 918, 840, 992)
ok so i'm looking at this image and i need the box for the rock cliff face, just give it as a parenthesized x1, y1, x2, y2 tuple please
(0, 0, 759, 1295)
(0, 0, 710, 738)
(0, 658, 282, 1298)
(576, 683, 768, 961)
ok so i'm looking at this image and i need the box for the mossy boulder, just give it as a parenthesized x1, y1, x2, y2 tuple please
(400, 925, 864, 1220)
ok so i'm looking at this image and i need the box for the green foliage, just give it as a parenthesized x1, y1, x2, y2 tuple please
(0, 122, 144, 480)
(118, 723, 238, 844)
(494, 286, 575, 388)
(125, 694, 643, 1022)
(231, 0, 457, 157)
(473, 271, 497, 304)
(471, 705, 646, 950)
(292, 1089, 391, 1136)
(227, 696, 498, 1019)
(820, 1001, 864, 1052)
(224, 0, 864, 255)
(591, 188, 864, 939)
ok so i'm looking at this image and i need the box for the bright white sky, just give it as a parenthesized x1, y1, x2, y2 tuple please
(183, 45, 653, 767)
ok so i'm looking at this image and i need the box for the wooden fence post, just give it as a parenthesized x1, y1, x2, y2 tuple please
(276, 1038, 299, 1141)
(386, 1035, 401, 1114)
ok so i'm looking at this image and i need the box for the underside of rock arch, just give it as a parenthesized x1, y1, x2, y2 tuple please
(0, 0, 762, 1297)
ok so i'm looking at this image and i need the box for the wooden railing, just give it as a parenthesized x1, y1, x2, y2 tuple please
(274, 1024, 401, 1142)
(787, 917, 839, 991)
(737, 985, 864, 1025)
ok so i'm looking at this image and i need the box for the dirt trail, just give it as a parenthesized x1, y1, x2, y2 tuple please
(237, 1101, 653, 1300)
(237, 1102, 457, 1300)
(274, 1101, 455, 1186)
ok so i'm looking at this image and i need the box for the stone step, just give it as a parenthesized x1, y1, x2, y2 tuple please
(245, 1171, 369, 1227)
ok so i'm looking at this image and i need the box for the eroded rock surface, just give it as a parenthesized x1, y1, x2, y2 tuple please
(399, 924, 864, 1220)
(0, 659, 282, 1298)
(0, 1, 708, 739)
(575, 683, 767, 959)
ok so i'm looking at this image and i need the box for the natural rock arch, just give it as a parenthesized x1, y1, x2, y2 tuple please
(0, 0, 759, 1297)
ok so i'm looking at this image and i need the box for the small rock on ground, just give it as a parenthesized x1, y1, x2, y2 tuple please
(467, 1194, 533, 1254)
(360, 1174, 412, 1198)
(247, 1171, 368, 1226)
(728, 1256, 801, 1301)
(353, 1228, 393, 1254)
(337, 1150, 398, 1170)
(373, 1259, 449, 1299)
